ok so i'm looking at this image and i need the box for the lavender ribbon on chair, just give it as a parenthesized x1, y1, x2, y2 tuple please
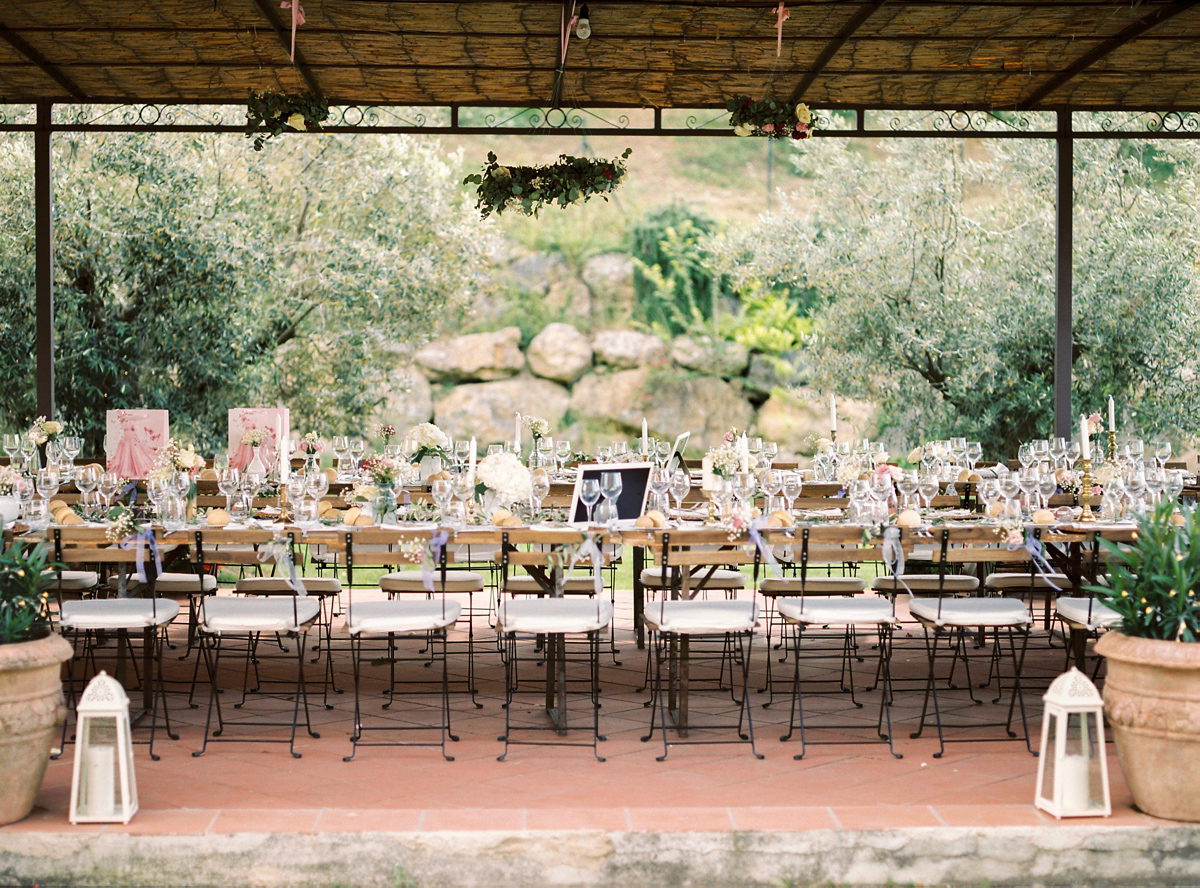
(564, 531, 605, 598)
(259, 537, 305, 595)
(881, 525, 914, 597)
(746, 517, 784, 580)
(1020, 532, 1062, 593)
(421, 528, 450, 593)
(121, 527, 162, 587)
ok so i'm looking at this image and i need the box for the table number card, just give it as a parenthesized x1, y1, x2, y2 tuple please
(105, 409, 169, 479)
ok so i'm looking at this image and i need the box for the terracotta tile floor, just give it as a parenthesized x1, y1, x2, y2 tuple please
(4, 591, 1168, 836)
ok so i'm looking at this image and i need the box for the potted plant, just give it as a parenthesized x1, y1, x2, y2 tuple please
(1093, 499, 1200, 821)
(0, 539, 72, 825)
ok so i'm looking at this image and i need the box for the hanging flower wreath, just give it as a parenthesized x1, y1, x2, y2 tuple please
(725, 95, 814, 140)
(245, 90, 330, 151)
(464, 148, 633, 219)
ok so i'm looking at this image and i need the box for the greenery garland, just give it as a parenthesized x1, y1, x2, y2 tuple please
(725, 95, 814, 140)
(464, 148, 633, 219)
(245, 90, 331, 151)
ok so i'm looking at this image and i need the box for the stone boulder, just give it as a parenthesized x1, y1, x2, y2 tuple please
(755, 389, 875, 456)
(526, 323, 593, 384)
(545, 278, 592, 320)
(570, 368, 753, 446)
(434, 377, 571, 446)
(374, 367, 434, 430)
(671, 336, 750, 378)
(592, 330, 669, 369)
(743, 353, 808, 402)
(507, 251, 569, 295)
(414, 327, 525, 382)
(581, 253, 635, 315)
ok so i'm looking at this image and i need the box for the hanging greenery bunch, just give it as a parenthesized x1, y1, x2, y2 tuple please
(725, 95, 814, 140)
(464, 148, 633, 219)
(245, 90, 331, 151)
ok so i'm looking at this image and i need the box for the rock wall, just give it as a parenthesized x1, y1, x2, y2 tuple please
(378, 322, 872, 458)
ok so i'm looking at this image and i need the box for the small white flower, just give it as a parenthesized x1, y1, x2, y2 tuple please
(733, 123, 754, 137)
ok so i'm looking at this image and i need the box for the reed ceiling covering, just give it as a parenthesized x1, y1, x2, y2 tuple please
(1, 0, 1199, 111)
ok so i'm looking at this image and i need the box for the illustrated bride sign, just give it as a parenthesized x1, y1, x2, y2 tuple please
(106, 410, 169, 479)
(228, 408, 289, 472)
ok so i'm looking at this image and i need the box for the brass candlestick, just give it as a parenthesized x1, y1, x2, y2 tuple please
(1107, 430, 1117, 463)
(1079, 457, 1097, 523)
(830, 428, 838, 443)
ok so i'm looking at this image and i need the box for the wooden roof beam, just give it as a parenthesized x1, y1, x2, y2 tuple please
(1017, 0, 1200, 110)
(789, 1, 888, 105)
(249, 0, 323, 96)
(0, 22, 85, 100)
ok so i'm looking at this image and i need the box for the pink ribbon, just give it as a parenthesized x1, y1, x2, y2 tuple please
(280, 0, 305, 63)
(775, 2, 789, 57)
(561, 1, 579, 65)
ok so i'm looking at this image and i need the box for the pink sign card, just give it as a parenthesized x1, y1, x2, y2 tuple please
(228, 408, 289, 471)
(105, 409, 169, 479)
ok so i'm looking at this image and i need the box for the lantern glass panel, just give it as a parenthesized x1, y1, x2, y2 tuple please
(80, 717, 120, 819)
(1039, 713, 1058, 801)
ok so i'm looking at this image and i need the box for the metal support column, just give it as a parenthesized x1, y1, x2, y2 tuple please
(1053, 110, 1073, 440)
(34, 100, 54, 420)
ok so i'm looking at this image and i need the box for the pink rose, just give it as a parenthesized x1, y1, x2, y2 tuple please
(762, 123, 775, 132)
(1087, 412, 1102, 425)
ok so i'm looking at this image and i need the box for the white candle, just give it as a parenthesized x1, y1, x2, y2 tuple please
(642, 417, 648, 441)
(84, 744, 116, 818)
(275, 415, 286, 480)
(467, 436, 476, 486)
(829, 394, 837, 432)
(1059, 753, 1092, 812)
(514, 413, 521, 451)
(1080, 414, 1091, 461)
(738, 435, 750, 474)
(1108, 396, 1116, 433)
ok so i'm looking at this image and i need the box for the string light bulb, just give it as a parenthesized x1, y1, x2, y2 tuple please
(576, 5, 591, 39)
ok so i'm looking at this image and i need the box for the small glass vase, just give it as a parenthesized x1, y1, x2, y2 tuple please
(247, 446, 267, 478)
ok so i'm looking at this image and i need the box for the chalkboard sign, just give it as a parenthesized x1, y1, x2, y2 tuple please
(569, 463, 653, 523)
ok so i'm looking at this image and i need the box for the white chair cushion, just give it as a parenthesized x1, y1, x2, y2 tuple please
(199, 597, 321, 633)
(346, 600, 462, 635)
(504, 574, 601, 595)
(643, 600, 758, 635)
(984, 572, 1071, 592)
(1056, 597, 1122, 631)
(236, 576, 341, 596)
(60, 598, 180, 631)
(381, 570, 485, 593)
(777, 596, 895, 626)
(760, 576, 865, 595)
(496, 598, 614, 635)
(117, 572, 217, 595)
(40, 570, 98, 591)
(872, 575, 980, 594)
(640, 567, 745, 590)
(909, 596, 1031, 629)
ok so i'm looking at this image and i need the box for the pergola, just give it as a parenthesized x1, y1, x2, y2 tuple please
(4, 0, 1200, 437)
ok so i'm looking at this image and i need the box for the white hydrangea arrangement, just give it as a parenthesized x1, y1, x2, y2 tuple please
(407, 422, 451, 461)
(475, 451, 532, 505)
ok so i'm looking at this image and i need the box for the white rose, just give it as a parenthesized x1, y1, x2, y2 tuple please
(733, 123, 754, 137)
(907, 446, 923, 463)
(795, 104, 812, 125)
(286, 113, 307, 131)
(43, 421, 62, 435)
(178, 450, 199, 469)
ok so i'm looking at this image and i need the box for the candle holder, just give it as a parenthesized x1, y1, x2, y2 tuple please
(1107, 431, 1117, 463)
(830, 429, 838, 443)
(1078, 458, 1097, 523)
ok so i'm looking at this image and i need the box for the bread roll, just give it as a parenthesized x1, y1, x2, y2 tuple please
(352, 512, 375, 526)
(644, 509, 668, 528)
(343, 507, 361, 524)
(1031, 509, 1055, 525)
(317, 499, 334, 516)
(200, 468, 218, 481)
(770, 509, 795, 527)
(896, 508, 922, 527)
(48, 499, 70, 517)
(428, 471, 453, 481)
(635, 514, 656, 528)
(323, 468, 338, 482)
(968, 472, 983, 483)
(766, 514, 785, 528)
(490, 507, 514, 526)
(957, 468, 971, 483)
(206, 508, 231, 527)
(58, 511, 84, 525)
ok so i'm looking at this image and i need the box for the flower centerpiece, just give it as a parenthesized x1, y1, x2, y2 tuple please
(245, 89, 330, 151)
(406, 422, 451, 480)
(150, 438, 202, 518)
(27, 417, 63, 447)
(104, 504, 141, 544)
(298, 432, 325, 472)
(474, 451, 532, 517)
(522, 414, 550, 442)
(356, 456, 419, 523)
(464, 148, 633, 219)
(0, 464, 22, 525)
(374, 423, 397, 448)
(1092, 501, 1200, 821)
(240, 429, 265, 449)
(726, 96, 815, 140)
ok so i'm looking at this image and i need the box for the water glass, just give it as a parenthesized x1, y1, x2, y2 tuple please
(555, 440, 573, 475)
(580, 478, 602, 522)
(531, 472, 551, 513)
(781, 471, 802, 512)
(669, 470, 691, 512)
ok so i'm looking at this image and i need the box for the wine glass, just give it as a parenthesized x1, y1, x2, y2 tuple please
(1156, 440, 1173, 471)
(1165, 470, 1186, 504)
(762, 441, 779, 469)
(1144, 467, 1166, 505)
(99, 471, 121, 509)
(648, 467, 671, 513)
(218, 466, 241, 512)
(848, 480, 872, 523)
(669, 470, 691, 513)
(759, 468, 782, 512)
(76, 464, 100, 497)
(655, 439, 673, 469)
(997, 473, 1020, 518)
(61, 434, 81, 463)
(579, 478, 602, 523)
(612, 441, 629, 461)
(1038, 473, 1058, 511)
(349, 438, 366, 474)
(530, 472, 551, 514)
(950, 437, 968, 471)
(1030, 439, 1049, 472)
(600, 470, 623, 509)
(746, 437, 763, 470)
(1017, 443, 1034, 470)
(555, 439, 572, 476)
(1049, 437, 1068, 471)
(897, 470, 919, 510)
(305, 469, 329, 504)
(2, 433, 20, 463)
(917, 473, 940, 513)
(730, 472, 755, 507)
(331, 436, 350, 478)
(19, 435, 37, 469)
(431, 479, 454, 521)
(781, 471, 802, 513)
(285, 473, 306, 517)
(977, 478, 1000, 516)
(145, 476, 167, 519)
(1066, 442, 1081, 469)
(536, 436, 554, 468)
(1129, 439, 1145, 464)
(453, 439, 472, 472)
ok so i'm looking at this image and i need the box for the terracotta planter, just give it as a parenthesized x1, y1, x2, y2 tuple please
(1095, 631, 1200, 821)
(0, 632, 72, 825)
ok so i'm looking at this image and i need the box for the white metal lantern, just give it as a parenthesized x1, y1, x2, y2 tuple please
(1035, 667, 1111, 818)
(69, 671, 138, 824)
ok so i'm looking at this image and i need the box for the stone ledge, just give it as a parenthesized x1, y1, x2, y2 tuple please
(4, 825, 1200, 888)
